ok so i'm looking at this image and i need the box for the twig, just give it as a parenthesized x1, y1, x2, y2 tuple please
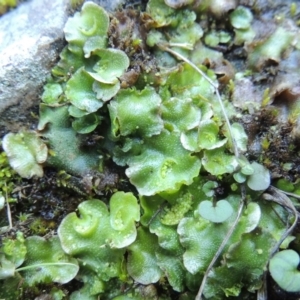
(277, 189, 300, 201)
(147, 201, 168, 226)
(262, 186, 298, 258)
(256, 271, 267, 300)
(5, 183, 13, 229)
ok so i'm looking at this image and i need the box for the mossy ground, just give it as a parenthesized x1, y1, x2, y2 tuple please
(1, 0, 300, 299)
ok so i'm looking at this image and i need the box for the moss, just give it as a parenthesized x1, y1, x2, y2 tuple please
(0, 151, 21, 206)
(28, 217, 50, 235)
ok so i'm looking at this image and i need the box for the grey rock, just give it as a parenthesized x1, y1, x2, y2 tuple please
(92, 0, 125, 11)
(0, 0, 126, 138)
(0, 0, 70, 137)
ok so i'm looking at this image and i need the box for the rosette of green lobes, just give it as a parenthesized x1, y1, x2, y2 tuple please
(19, 236, 79, 286)
(0, 231, 26, 280)
(88, 48, 130, 84)
(125, 181, 208, 291)
(140, 195, 188, 291)
(146, 9, 203, 49)
(0, 236, 78, 299)
(178, 196, 288, 299)
(161, 97, 201, 133)
(164, 63, 216, 102)
(197, 119, 227, 150)
(65, 49, 129, 112)
(58, 193, 139, 282)
(202, 147, 238, 175)
(109, 87, 163, 138)
(65, 68, 105, 113)
(2, 131, 47, 178)
(64, 2, 109, 56)
(204, 229, 276, 299)
(38, 104, 100, 176)
(178, 196, 260, 274)
(127, 227, 163, 285)
(121, 130, 201, 195)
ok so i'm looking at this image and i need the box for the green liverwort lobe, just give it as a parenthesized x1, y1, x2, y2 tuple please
(64, 1, 109, 55)
(270, 250, 300, 292)
(109, 87, 163, 138)
(198, 200, 233, 223)
(2, 131, 47, 178)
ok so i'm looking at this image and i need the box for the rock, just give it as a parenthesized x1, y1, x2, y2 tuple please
(0, 0, 125, 138)
(92, 0, 125, 11)
(0, 0, 70, 137)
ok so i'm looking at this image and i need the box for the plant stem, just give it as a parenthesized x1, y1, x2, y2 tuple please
(5, 183, 13, 229)
(263, 186, 298, 257)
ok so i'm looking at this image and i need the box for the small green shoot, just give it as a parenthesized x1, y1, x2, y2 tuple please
(198, 200, 234, 223)
(2, 132, 48, 179)
(269, 249, 300, 292)
(247, 162, 270, 191)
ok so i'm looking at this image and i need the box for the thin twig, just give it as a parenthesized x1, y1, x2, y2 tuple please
(263, 186, 298, 258)
(256, 271, 267, 300)
(277, 189, 300, 201)
(5, 183, 13, 229)
(147, 201, 168, 226)
(168, 42, 194, 50)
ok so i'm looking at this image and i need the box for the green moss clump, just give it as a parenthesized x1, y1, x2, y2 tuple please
(0, 151, 20, 203)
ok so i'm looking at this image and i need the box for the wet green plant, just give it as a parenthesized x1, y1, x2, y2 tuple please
(2, 0, 300, 299)
(2, 131, 47, 178)
(0, 150, 23, 231)
(0, 151, 18, 197)
(229, 6, 255, 45)
(56, 192, 139, 298)
(0, 233, 79, 300)
(269, 249, 300, 292)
